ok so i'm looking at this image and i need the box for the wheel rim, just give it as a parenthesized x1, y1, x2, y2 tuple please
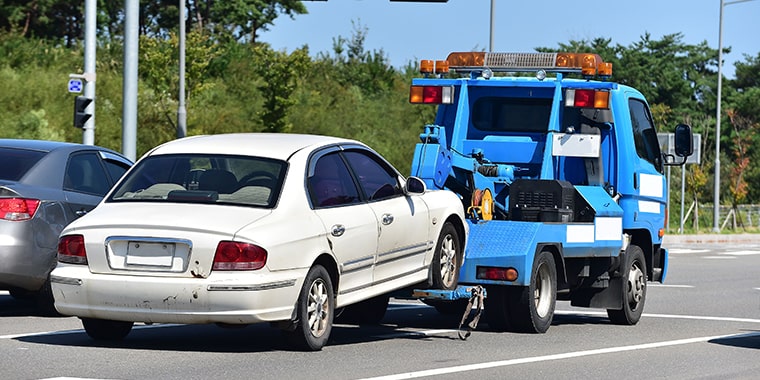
(626, 260, 646, 310)
(439, 234, 457, 287)
(534, 262, 553, 318)
(306, 278, 329, 337)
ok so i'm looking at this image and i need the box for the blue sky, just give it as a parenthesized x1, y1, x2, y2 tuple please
(260, 0, 760, 79)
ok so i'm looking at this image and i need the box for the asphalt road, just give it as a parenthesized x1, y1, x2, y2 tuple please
(2, 241, 759, 380)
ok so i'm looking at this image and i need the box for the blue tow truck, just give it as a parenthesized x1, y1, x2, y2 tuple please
(408, 52, 693, 333)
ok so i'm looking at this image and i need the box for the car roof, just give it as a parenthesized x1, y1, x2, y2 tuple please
(0, 138, 84, 153)
(147, 133, 362, 160)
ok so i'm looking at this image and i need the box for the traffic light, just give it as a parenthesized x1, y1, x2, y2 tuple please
(73, 96, 93, 128)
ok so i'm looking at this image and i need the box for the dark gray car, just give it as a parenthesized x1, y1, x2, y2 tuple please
(0, 139, 132, 314)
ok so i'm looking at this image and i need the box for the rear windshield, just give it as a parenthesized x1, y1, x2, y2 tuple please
(0, 147, 46, 181)
(472, 97, 553, 133)
(108, 154, 286, 208)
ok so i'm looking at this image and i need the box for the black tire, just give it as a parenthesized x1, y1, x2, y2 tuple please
(35, 277, 62, 317)
(81, 318, 133, 341)
(431, 223, 461, 290)
(335, 294, 389, 325)
(607, 244, 647, 325)
(486, 251, 556, 333)
(8, 287, 35, 301)
(285, 265, 334, 351)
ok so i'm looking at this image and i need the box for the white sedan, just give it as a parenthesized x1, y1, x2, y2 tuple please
(51, 133, 467, 350)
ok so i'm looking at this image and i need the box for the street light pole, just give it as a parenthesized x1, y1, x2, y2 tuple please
(713, 0, 755, 232)
(177, 0, 187, 139)
(489, 0, 494, 52)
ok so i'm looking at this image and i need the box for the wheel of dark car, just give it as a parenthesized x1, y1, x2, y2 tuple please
(285, 265, 334, 351)
(81, 318, 134, 341)
(607, 244, 647, 325)
(35, 277, 62, 317)
(431, 223, 461, 290)
(335, 294, 389, 325)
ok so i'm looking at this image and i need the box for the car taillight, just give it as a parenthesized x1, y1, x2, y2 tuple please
(213, 241, 267, 270)
(0, 198, 41, 221)
(58, 235, 88, 264)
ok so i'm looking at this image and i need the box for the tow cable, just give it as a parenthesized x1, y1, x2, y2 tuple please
(457, 285, 485, 340)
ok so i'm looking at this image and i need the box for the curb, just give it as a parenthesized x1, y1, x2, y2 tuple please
(662, 233, 760, 245)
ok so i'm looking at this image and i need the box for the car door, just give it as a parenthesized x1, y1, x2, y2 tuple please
(63, 151, 131, 219)
(308, 150, 378, 296)
(342, 149, 431, 286)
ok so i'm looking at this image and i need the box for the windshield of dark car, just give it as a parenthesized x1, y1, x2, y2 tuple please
(0, 147, 46, 181)
(108, 154, 286, 208)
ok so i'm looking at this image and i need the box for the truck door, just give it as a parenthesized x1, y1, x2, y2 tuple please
(623, 97, 667, 236)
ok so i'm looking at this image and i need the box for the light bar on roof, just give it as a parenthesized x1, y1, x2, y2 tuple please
(445, 52, 611, 76)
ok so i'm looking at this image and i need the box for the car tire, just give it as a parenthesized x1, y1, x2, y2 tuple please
(431, 223, 461, 290)
(285, 265, 334, 351)
(35, 277, 63, 317)
(81, 318, 134, 341)
(607, 244, 647, 325)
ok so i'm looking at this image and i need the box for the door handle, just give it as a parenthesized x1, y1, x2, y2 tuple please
(382, 213, 394, 225)
(331, 224, 345, 237)
(75, 209, 88, 217)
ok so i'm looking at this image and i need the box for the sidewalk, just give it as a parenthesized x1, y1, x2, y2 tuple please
(662, 233, 760, 245)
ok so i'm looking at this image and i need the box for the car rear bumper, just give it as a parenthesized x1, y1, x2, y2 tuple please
(50, 265, 305, 325)
(0, 221, 57, 290)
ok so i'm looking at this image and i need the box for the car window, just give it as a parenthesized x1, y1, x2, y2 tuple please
(308, 152, 361, 208)
(0, 147, 46, 181)
(103, 159, 131, 183)
(64, 152, 111, 196)
(109, 154, 285, 208)
(342, 150, 402, 202)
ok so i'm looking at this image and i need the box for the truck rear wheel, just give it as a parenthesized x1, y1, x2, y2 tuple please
(485, 251, 556, 333)
(607, 244, 647, 325)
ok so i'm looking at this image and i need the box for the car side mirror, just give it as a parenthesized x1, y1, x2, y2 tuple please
(405, 176, 426, 194)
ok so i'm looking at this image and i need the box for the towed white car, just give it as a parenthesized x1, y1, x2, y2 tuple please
(51, 133, 467, 350)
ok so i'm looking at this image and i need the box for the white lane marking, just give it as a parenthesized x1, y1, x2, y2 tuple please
(0, 323, 180, 340)
(704, 256, 737, 259)
(358, 331, 760, 380)
(720, 250, 760, 256)
(667, 248, 709, 254)
(554, 310, 760, 324)
(648, 284, 694, 288)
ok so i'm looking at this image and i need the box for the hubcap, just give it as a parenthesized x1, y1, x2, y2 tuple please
(439, 234, 457, 287)
(534, 263, 552, 318)
(307, 279, 329, 337)
(626, 262, 645, 309)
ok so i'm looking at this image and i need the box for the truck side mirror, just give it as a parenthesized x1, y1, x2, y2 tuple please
(674, 124, 693, 157)
(664, 124, 693, 166)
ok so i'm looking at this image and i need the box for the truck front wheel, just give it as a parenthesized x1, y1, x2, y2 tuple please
(485, 251, 556, 333)
(607, 244, 647, 325)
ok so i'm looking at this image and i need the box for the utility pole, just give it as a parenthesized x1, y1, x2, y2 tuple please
(122, 0, 138, 161)
(82, 0, 96, 145)
(177, 0, 187, 139)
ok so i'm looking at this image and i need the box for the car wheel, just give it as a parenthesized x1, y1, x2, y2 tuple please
(35, 277, 62, 317)
(335, 295, 389, 325)
(607, 244, 647, 325)
(285, 265, 334, 351)
(431, 223, 461, 290)
(8, 287, 34, 301)
(81, 318, 134, 341)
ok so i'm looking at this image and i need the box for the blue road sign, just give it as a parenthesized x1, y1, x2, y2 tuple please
(68, 79, 83, 93)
